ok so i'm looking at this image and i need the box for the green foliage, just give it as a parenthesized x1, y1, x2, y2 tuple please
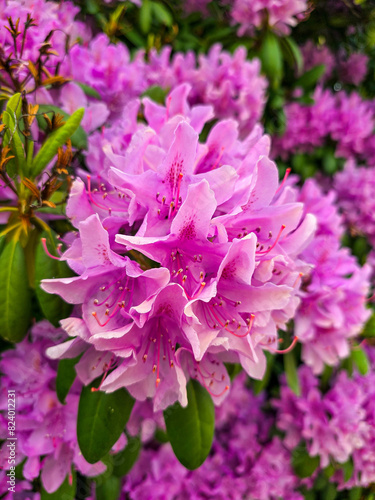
(36, 105, 88, 151)
(95, 476, 121, 500)
(351, 346, 370, 376)
(164, 379, 215, 470)
(0, 238, 31, 342)
(259, 31, 283, 87)
(284, 349, 301, 396)
(77, 380, 135, 464)
(56, 355, 82, 404)
(292, 443, 320, 478)
(111, 434, 141, 477)
(34, 230, 74, 327)
(33, 107, 85, 177)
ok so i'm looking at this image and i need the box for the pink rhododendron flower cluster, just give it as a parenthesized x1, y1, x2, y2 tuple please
(62, 36, 267, 134)
(0, 0, 90, 70)
(275, 346, 375, 489)
(122, 373, 303, 500)
(229, 0, 310, 35)
(290, 178, 371, 373)
(0, 322, 123, 494)
(273, 86, 375, 161)
(42, 83, 315, 411)
(334, 160, 375, 246)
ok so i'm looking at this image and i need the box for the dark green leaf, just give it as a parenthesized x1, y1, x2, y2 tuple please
(295, 64, 326, 90)
(361, 312, 375, 338)
(284, 349, 301, 396)
(253, 351, 274, 394)
(292, 443, 320, 478)
(34, 231, 74, 327)
(77, 381, 135, 464)
(95, 476, 121, 500)
(112, 434, 141, 477)
(351, 347, 370, 376)
(36, 105, 87, 151)
(141, 85, 169, 104)
(164, 379, 215, 470)
(33, 107, 85, 176)
(349, 487, 363, 500)
(280, 36, 303, 75)
(151, 1, 173, 26)
(139, 0, 152, 33)
(41, 469, 76, 500)
(56, 355, 81, 404)
(258, 31, 283, 86)
(342, 457, 354, 482)
(76, 82, 102, 100)
(0, 239, 31, 342)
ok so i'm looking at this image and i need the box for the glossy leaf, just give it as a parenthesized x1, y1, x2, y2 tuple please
(2, 108, 26, 175)
(292, 443, 320, 478)
(139, 0, 152, 33)
(280, 36, 303, 75)
(76, 82, 102, 100)
(361, 312, 375, 337)
(34, 231, 74, 327)
(295, 64, 326, 90)
(259, 31, 283, 86)
(112, 435, 141, 477)
(77, 381, 135, 464)
(342, 457, 354, 482)
(0, 239, 31, 342)
(152, 1, 173, 26)
(40, 469, 76, 500)
(33, 107, 84, 176)
(36, 105, 87, 151)
(164, 379, 215, 470)
(284, 349, 301, 396)
(56, 355, 81, 404)
(95, 476, 121, 500)
(351, 347, 370, 376)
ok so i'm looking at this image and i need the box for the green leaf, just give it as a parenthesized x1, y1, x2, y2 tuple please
(0, 239, 31, 342)
(292, 443, 320, 478)
(34, 231, 74, 327)
(76, 82, 102, 100)
(33, 107, 85, 177)
(151, 1, 173, 26)
(41, 469, 76, 499)
(342, 457, 354, 482)
(351, 347, 370, 376)
(139, 0, 152, 33)
(280, 36, 303, 75)
(77, 381, 135, 464)
(253, 351, 274, 394)
(56, 355, 81, 404)
(349, 487, 363, 500)
(36, 105, 87, 151)
(258, 31, 283, 87)
(295, 64, 326, 90)
(141, 85, 169, 104)
(95, 476, 121, 500)
(361, 312, 375, 337)
(2, 109, 26, 175)
(112, 434, 141, 477)
(284, 349, 301, 396)
(164, 379, 215, 470)
(6, 93, 22, 120)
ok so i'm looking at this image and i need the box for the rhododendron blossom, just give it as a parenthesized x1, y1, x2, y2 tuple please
(42, 85, 315, 410)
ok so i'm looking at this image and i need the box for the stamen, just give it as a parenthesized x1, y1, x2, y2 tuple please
(268, 336, 299, 354)
(256, 225, 286, 255)
(276, 168, 291, 194)
(41, 238, 60, 260)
